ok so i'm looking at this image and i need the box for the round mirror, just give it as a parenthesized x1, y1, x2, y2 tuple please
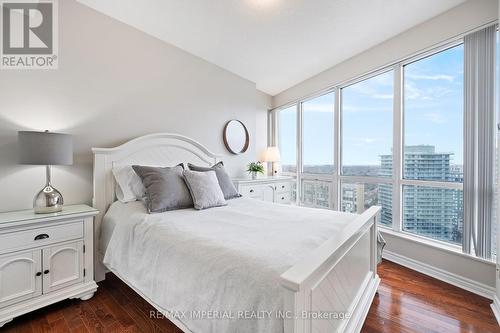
(223, 120, 249, 154)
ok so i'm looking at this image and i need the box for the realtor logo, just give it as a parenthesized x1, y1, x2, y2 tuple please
(1, 0, 58, 69)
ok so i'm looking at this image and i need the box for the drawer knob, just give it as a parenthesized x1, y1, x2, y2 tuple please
(43, 270, 50, 275)
(35, 272, 42, 277)
(282, 185, 285, 189)
(249, 189, 254, 193)
(282, 197, 285, 200)
(34, 234, 49, 241)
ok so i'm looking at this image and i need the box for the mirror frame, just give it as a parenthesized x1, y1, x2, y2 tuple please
(223, 120, 249, 155)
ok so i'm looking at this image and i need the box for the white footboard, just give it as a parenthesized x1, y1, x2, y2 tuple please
(280, 206, 381, 333)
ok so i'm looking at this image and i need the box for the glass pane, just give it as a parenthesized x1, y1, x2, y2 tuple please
(301, 179, 332, 209)
(402, 185, 463, 245)
(341, 182, 392, 226)
(303, 92, 334, 174)
(341, 70, 393, 176)
(403, 45, 464, 182)
(278, 105, 297, 173)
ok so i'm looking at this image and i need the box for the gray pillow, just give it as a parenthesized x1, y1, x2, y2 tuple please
(132, 164, 193, 213)
(187, 161, 241, 200)
(183, 170, 227, 210)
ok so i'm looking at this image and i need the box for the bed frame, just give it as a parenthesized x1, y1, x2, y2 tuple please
(92, 132, 381, 333)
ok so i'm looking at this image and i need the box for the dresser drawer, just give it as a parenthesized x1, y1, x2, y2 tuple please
(276, 192, 291, 204)
(0, 221, 84, 254)
(275, 182, 291, 193)
(239, 184, 264, 198)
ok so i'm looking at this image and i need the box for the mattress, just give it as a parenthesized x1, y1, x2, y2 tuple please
(102, 197, 358, 333)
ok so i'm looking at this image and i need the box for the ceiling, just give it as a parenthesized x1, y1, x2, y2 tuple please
(78, 0, 466, 95)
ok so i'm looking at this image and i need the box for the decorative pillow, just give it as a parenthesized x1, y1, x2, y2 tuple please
(112, 165, 145, 203)
(132, 164, 193, 213)
(183, 170, 227, 210)
(187, 161, 241, 200)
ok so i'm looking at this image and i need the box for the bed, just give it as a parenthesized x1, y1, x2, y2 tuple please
(92, 133, 381, 333)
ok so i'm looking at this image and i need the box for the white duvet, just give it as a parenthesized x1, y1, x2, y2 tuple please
(103, 198, 358, 333)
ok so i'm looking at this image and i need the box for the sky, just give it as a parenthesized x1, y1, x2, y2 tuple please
(279, 44, 465, 167)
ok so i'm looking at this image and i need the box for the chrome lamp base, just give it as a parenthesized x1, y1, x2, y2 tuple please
(33, 166, 64, 214)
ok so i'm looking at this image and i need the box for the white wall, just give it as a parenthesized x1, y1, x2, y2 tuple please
(256, 91, 272, 160)
(0, 0, 270, 212)
(272, 0, 498, 292)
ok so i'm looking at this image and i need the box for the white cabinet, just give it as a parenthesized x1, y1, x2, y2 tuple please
(42, 240, 84, 294)
(0, 205, 98, 328)
(233, 176, 295, 204)
(0, 249, 42, 309)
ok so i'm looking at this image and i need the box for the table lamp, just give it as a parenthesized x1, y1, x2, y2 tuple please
(263, 146, 281, 176)
(18, 130, 73, 214)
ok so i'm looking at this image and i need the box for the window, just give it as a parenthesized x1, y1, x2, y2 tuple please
(339, 71, 394, 226)
(341, 71, 394, 177)
(341, 182, 392, 226)
(272, 34, 495, 258)
(402, 45, 464, 242)
(277, 105, 297, 173)
(302, 92, 335, 174)
(403, 45, 464, 182)
(299, 92, 335, 208)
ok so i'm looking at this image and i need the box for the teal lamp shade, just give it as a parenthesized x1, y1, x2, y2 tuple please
(18, 131, 73, 214)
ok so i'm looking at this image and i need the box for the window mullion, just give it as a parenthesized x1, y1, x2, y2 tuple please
(333, 87, 341, 210)
(296, 102, 303, 205)
(393, 64, 403, 232)
(400, 179, 463, 189)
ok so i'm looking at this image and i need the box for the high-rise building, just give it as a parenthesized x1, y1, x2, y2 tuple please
(379, 145, 463, 244)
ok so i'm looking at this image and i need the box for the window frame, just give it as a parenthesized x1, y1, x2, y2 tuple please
(399, 42, 464, 242)
(271, 37, 467, 250)
(339, 68, 395, 179)
(274, 103, 299, 177)
(298, 90, 337, 208)
(338, 68, 396, 220)
(301, 91, 336, 176)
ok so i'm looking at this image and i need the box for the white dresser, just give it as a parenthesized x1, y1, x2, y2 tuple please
(233, 176, 295, 204)
(0, 205, 98, 327)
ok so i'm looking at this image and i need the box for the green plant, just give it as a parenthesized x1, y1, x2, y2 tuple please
(246, 161, 265, 174)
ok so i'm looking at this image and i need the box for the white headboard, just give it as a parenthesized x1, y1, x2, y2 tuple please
(92, 133, 221, 280)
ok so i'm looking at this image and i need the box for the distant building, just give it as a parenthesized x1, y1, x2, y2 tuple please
(379, 145, 463, 244)
(302, 180, 332, 209)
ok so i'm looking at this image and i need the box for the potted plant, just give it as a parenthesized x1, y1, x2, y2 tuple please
(247, 162, 264, 180)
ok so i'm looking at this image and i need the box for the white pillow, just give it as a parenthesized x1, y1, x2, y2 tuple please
(112, 165, 145, 203)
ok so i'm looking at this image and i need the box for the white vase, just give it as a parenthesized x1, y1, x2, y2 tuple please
(251, 172, 257, 180)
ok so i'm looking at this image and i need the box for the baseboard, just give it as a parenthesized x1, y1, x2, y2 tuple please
(491, 296, 500, 325)
(383, 250, 495, 300)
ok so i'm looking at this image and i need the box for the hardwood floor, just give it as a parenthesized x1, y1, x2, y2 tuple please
(362, 260, 499, 333)
(2, 260, 499, 332)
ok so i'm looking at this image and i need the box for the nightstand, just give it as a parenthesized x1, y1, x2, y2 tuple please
(233, 176, 295, 204)
(0, 205, 98, 327)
